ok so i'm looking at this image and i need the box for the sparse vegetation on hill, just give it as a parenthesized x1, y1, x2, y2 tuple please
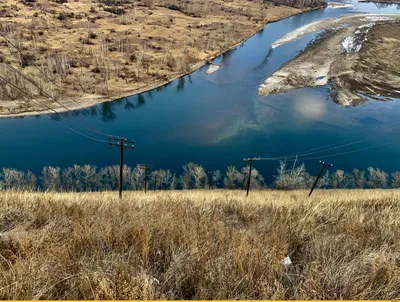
(0, 189, 399, 299)
(0, 0, 326, 116)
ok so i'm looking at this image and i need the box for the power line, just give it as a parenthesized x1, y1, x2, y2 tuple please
(261, 126, 400, 161)
(260, 122, 400, 161)
(0, 75, 109, 143)
(283, 137, 400, 162)
(0, 32, 120, 138)
(2, 63, 114, 139)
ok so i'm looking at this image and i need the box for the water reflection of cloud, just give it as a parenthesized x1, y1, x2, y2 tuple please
(293, 92, 326, 119)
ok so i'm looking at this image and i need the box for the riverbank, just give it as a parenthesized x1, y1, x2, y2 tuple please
(0, 0, 326, 117)
(259, 14, 400, 105)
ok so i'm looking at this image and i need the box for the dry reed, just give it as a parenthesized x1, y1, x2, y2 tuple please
(0, 189, 399, 299)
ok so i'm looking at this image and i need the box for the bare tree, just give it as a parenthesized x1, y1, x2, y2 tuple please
(273, 159, 312, 189)
(367, 167, 388, 188)
(25, 170, 37, 191)
(41, 166, 61, 191)
(223, 166, 241, 189)
(331, 170, 352, 189)
(81, 165, 98, 191)
(353, 168, 366, 188)
(241, 166, 264, 189)
(2, 168, 25, 191)
(181, 162, 197, 189)
(391, 171, 400, 188)
(209, 170, 222, 189)
(62, 167, 75, 192)
(193, 165, 207, 189)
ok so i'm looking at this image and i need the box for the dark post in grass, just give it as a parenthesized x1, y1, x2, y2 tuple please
(109, 136, 135, 199)
(243, 157, 261, 197)
(139, 164, 152, 193)
(309, 161, 333, 197)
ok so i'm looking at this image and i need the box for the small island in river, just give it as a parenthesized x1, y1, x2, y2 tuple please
(259, 14, 400, 106)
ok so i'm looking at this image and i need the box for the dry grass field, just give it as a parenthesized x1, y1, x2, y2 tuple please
(0, 189, 399, 299)
(0, 0, 324, 116)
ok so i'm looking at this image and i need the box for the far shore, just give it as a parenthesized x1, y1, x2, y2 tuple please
(359, 0, 400, 4)
(0, 5, 325, 118)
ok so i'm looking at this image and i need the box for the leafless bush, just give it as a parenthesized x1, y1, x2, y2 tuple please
(41, 166, 61, 191)
(273, 158, 312, 189)
(367, 166, 388, 188)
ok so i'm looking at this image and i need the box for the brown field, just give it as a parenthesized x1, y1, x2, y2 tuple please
(1, 189, 400, 299)
(0, 0, 324, 116)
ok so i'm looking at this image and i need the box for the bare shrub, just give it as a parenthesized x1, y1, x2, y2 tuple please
(41, 166, 61, 191)
(273, 159, 312, 189)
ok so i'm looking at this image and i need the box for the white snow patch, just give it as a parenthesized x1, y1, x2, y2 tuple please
(271, 19, 326, 49)
(362, 16, 395, 22)
(328, 2, 355, 8)
(205, 64, 220, 75)
(342, 23, 374, 53)
(271, 14, 400, 49)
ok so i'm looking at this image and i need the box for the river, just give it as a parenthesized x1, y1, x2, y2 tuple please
(1, 0, 400, 184)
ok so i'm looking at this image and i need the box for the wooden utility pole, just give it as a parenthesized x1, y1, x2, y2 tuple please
(309, 161, 333, 197)
(243, 157, 261, 197)
(108, 136, 135, 199)
(139, 164, 152, 193)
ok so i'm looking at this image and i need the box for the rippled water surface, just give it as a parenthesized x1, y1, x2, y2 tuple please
(1, 0, 400, 182)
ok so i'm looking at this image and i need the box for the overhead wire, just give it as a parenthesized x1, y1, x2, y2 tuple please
(0, 75, 109, 143)
(1, 63, 112, 139)
(0, 31, 121, 138)
(282, 137, 400, 162)
(260, 123, 400, 160)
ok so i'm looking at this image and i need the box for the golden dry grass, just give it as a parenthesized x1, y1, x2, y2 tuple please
(0, 189, 400, 299)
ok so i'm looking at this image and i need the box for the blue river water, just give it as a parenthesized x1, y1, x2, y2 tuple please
(1, 0, 400, 184)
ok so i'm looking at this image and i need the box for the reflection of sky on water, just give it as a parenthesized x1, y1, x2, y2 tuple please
(0, 0, 400, 183)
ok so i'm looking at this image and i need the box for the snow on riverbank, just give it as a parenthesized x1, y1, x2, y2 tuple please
(342, 23, 374, 52)
(271, 19, 325, 48)
(328, 2, 355, 8)
(341, 16, 395, 52)
(271, 14, 400, 49)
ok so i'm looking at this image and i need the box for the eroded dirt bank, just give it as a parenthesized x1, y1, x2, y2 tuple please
(259, 14, 400, 106)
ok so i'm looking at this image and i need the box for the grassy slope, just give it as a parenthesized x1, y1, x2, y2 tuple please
(1, 189, 400, 299)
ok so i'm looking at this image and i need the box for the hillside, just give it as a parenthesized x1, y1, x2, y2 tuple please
(0, 0, 325, 116)
(1, 189, 399, 299)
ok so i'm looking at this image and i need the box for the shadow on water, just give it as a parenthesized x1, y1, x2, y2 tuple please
(101, 102, 117, 122)
(177, 77, 185, 91)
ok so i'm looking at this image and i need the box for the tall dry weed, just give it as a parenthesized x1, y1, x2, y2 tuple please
(0, 190, 399, 299)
